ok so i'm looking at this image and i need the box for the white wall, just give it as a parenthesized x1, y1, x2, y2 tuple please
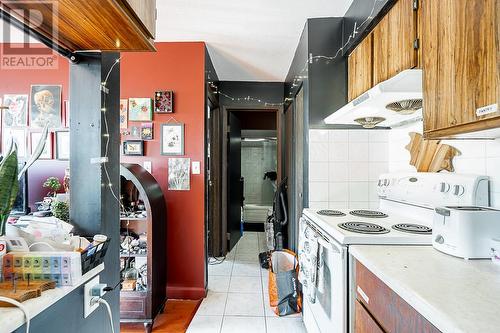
(389, 122, 500, 208)
(308, 129, 389, 210)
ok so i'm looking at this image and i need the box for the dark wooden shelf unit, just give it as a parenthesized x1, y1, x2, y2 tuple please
(119, 163, 167, 333)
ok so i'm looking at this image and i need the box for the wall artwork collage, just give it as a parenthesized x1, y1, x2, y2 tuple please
(0, 85, 70, 160)
(121, 91, 190, 191)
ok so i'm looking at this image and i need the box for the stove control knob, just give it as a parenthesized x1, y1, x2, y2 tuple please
(439, 182, 451, 193)
(453, 185, 465, 196)
(384, 179, 389, 186)
(435, 235, 445, 244)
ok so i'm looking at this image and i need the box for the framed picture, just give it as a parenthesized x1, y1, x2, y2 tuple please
(130, 126, 141, 138)
(128, 98, 152, 121)
(2, 94, 28, 127)
(154, 91, 173, 113)
(123, 140, 144, 156)
(55, 130, 70, 160)
(2, 128, 27, 158)
(30, 131, 52, 159)
(141, 122, 153, 140)
(30, 85, 62, 129)
(168, 157, 190, 191)
(120, 99, 128, 129)
(63, 100, 70, 127)
(161, 123, 184, 156)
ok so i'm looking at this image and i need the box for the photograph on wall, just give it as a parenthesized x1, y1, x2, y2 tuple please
(123, 140, 144, 156)
(120, 99, 128, 129)
(2, 94, 28, 127)
(128, 98, 152, 121)
(168, 157, 190, 191)
(130, 126, 141, 138)
(154, 91, 173, 113)
(55, 130, 70, 160)
(141, 122, 153, 140)
(30, 85, 62, 129)
(2, 128, 27, 158)
(31, 131, 52, 159)
(161, 123, 184, 156)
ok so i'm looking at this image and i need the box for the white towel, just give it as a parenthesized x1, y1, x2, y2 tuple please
(316, 245, 326, 294)
(298, 218, 319, 303)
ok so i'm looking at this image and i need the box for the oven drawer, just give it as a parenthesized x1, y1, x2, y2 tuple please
(355, 300, 384, 333)
(355, 260, 441, 333)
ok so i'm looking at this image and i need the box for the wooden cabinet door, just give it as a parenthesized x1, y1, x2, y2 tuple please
(373, 0, 418, 84)
(422, 0, 500, 139)
(355, 300, 385, 333)
(348, 33, 373, 102)
(125, 0, 156, 38)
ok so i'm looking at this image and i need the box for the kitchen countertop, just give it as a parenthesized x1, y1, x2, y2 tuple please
(0, 263, 104, 333)
(350, 245, 500, 333)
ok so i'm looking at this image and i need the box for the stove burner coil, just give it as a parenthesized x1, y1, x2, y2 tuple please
(349, 210, 388, 218)
(392, 223, 432, 234)
(317, 210, 346, 217)
(338, 222, 390, 234)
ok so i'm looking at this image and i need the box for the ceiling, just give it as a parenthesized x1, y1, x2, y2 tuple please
(156, 0, 353, 82)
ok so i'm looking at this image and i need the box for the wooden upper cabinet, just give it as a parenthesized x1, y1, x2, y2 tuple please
(1, 0, 156, 52)
(348, 33, 373, 102)
(422, 0, 500, 139)
(373, 0, 418, 85)
(124, 0, 156, 39)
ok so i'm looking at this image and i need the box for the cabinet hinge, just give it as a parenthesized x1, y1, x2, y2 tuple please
(413, 38, 420, 50)
(412, 0, 419, 11)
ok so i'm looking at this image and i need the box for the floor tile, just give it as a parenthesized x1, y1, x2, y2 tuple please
(187, 315, 223, 333)
(224, 292, 265, 316)
(196, 292, 228, 316)
(208, 259, 233, 276)
(266, 317, 307, 332)
(232, 261, 261, 277)
(235, 251, 259, 263)
(221, 316, 266, 333)
(208, 275, 230, 293)
(229, 276, 262, 293)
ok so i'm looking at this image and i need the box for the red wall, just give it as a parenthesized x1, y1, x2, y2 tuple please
(121, 42, 206, 299)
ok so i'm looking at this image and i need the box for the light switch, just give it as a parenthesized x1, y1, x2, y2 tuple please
(143, 161, 152, 173)
(192, 161, 201, 175)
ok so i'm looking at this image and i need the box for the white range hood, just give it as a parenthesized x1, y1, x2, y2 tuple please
(324, 69, 423, 128)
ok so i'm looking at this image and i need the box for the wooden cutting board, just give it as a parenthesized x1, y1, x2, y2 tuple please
(0, 280, 56, 307)
(405, 132, 460, 172)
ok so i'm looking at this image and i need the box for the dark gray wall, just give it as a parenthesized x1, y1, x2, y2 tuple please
(219, 81, 284, 109)
(16, 53, 121, 333)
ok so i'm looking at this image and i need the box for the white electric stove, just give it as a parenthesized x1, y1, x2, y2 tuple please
(300, 172, 490, 333)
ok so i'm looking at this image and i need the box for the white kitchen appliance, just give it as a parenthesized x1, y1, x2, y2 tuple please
(300, 172, 489, 333)
(433, 206, 500, 259)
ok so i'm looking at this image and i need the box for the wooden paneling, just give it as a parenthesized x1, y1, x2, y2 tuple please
(348, 33, 373, 102)
(422, 0, 500, 139)
(373, 0, 417, 84)
(124, 0, 156, 38)
(2, 0, 155, 52)
(355, 300, 385, 333)
(356, 261, 441, 333)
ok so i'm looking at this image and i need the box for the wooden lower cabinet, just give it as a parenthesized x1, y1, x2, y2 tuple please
(355, 260, 441, 333)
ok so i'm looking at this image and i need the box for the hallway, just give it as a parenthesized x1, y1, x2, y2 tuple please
(187, 232, 306, 333)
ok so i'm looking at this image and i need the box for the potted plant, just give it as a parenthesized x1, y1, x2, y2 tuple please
(43, 176, 62, 197)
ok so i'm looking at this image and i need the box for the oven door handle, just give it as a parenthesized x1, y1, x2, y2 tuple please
(317, 237, 341, 255)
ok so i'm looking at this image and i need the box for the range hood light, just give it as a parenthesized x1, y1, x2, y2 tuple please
(354, 117, 386, 129)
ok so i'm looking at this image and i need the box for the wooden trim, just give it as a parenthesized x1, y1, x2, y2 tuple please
(424, 116, 500, 139)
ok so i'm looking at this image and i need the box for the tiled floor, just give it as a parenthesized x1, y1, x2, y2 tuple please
(187, 231, 306, 333)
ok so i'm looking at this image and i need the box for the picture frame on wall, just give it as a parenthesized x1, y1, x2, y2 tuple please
(141, 122, 153, 140)
(55, 130, 70, 160)
(2, 94, 29, 127)
(30, 84, 62, 129)
(161, 123, 184, 156)
(2, 128, 27, 158)
(120, 99, 128, 129)
(128, 98, 152, 121)
(154, 91, 173, 113)
(63, 100, 70, 127)
(30, 131, 53, 159)
(123, 140, 144, 156)
(168, 157, 190, 191)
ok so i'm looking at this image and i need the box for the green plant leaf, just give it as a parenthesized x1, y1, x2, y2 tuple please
(0, 148, 19, 216)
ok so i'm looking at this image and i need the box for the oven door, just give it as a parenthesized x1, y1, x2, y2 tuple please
(301, 217, 348, 333)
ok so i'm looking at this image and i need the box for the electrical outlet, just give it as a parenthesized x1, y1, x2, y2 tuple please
(84, 275, 100, 318)
(143, 161, 152, 173)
